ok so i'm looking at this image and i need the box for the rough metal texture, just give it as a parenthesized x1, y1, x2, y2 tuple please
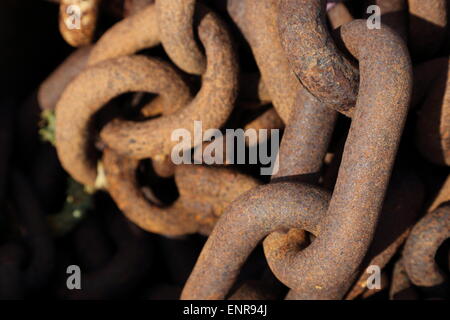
(278, 0, 359, 116)
(156, 0, 206, 75)
(272, 90, 336, 182)
(416, 58, 450, 166)
(12, 171, 55, 291)
(403, 204, 450, 288)
(429, 175, 450, 213)
(103, 148, 260, 236)
(55, 55, 191, 187)
(181, 183, 331, 299)
(59, 0, 101, 47)
(263, 20, 412, 299)
(327, 2, 353, 29)
(87, 4, 160, 66)
(408, 0, 448, 59)
(59, 214, 152, 299)
(227, 0, 302, 123)
(100, 10, 238, 160)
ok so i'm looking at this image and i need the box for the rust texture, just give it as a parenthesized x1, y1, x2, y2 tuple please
(55, 55, 191, 187)
(278, 0, 359, 116)
(345, 169, 424, 299)
(263, 20, 412, 299)
(100, 9, 238, 160)
(403, 204, 450, 289)
(156, 0, 206, 75)
(389, 258, 419, 300)
(364, 0, 408, 40)
(227, 0, 302, 123)
(59, 0, 101, 47)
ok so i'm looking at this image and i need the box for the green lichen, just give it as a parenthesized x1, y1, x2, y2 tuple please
(39, 110, 56, 146)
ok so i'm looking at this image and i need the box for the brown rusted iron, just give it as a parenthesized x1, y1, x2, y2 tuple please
(364, 0, 408, 41)
(103, 147, 260, 236)
(155, 0, 206, 75)
(38, 46, 93, 111)
(278, 0, 359, 116)
(416, 58, 450, 166)
(55, 55, 191, 187)
(429, 175, 450, 213)
(0, 171, 55, 297)
(389, 258, 419, 300)
(59, 0, 101, 47)
(0, 243, 26, 299)
(345, 169, 424, 299)
(263, 20, 412, 300)
(227, 0, 301, 123)
(182, 54, 337, 299)
(408, 0, 448, 59)
(100, 9, 238, 160)
(124, 0, 154, 16)
(403, 204, 450, 294)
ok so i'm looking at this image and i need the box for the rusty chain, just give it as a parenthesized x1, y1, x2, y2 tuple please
(0, 0, 449, 300)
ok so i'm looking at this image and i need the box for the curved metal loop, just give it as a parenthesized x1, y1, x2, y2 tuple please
(100, 9, 239, 160)
(278, 0, 359, 116)
(263, 20, 412, 299)
(59, 0, 101, 47)
(416, 58, 450, 166)
(227, 0, 302, 123)
(156, 0, 206, 75)
(55, 55, 192, 187)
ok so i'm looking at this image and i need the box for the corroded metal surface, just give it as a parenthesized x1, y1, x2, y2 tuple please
(156, 0, 206, 75)
(278, 0, 359, 116)
(59, 0, 101, 47)
(264, 20, 412, 299)
(55, 55, 191, 187)
(416, 58, 450, 166)
(403, 204, 450, 288)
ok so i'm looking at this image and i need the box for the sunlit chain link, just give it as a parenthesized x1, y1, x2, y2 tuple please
(182, 18, 412, 300)
(403, 204, 450, 297)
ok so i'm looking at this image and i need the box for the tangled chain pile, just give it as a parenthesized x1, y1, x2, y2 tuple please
(0, 0, 449, 300)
